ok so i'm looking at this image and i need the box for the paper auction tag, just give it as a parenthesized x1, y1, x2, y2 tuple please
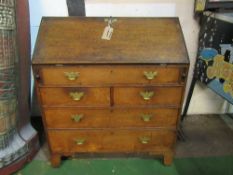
(101, 25, 113, 40)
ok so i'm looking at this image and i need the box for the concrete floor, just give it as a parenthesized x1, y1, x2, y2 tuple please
(33, 114, 233, 161)
(176, 114, 233, 157)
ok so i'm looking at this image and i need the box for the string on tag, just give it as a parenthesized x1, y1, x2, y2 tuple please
(101, 17, 117, 40)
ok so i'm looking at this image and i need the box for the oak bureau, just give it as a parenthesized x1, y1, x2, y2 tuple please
(32, 17, 189, 167)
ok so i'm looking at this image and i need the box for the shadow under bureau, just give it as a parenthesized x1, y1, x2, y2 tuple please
(32, 17, 189, 167)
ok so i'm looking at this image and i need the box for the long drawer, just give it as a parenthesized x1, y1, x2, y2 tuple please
(114, 87, 183, 106)
(39, 87, 110, 106)
(48, 129, 176, 153)
(44, 108, 179, 129)
(39, 65, 182, 86)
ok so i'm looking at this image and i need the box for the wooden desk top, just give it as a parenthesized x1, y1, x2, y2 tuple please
(32, 17, 189, 65)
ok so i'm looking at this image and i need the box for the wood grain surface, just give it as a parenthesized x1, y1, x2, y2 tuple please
(44, 107, 179, 129)
(32, 17, 189, 64)
(48, 129, 176, 153)
(40, 65, 183, 86)
(114, 86, 183, 106)
(32, 17, 189, 167)
(40, 87, 110, 106)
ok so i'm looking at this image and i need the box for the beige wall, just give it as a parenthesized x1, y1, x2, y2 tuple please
(29, 0, 232, 114)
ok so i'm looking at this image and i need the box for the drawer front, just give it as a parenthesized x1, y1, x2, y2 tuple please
(40, 65, 182, 85)
(40, 87, 110, 106)
(114, 87, 183, 106)
(44, 108, 178, 129)
(48, 130, 176, 153)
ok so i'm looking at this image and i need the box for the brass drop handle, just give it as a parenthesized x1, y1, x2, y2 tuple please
(69, 92, 84, 101)
(64, 72, 79, 81)
(140, 91, 154, 100)
(141, 114, 153, 122)
(74, 138, 85, 145)
(144, 71, 158, 80)
(139, 136, 151, 144)
(71, 114, 84, 122)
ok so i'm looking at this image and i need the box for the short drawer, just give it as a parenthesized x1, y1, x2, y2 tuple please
(48, 129, 176, 153)
(44, 108, 178, 129)
(114, 87, 183, 106)
(39, 87, 110, 106)
(39, 65, 182, 85)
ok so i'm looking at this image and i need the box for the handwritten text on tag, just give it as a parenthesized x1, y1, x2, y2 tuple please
(101, 26, 113, 40)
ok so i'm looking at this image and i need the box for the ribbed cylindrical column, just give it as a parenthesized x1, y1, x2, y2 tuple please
(0, 0, 17, 151)
(0, 1, 38, 170)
